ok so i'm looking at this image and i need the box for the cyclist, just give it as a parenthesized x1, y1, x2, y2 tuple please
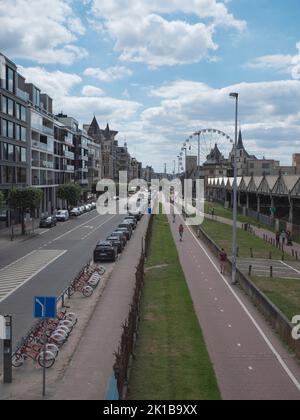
(179, 224, 184, 242)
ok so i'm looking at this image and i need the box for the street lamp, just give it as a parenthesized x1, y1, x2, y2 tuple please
(229, 92, 239, 285)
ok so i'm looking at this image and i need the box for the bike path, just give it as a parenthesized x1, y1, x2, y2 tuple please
(169, 214, 300, 400)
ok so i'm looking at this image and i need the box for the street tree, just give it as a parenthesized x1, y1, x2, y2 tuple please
(57, 184, 81, 209)
(10, 187, 43, 235)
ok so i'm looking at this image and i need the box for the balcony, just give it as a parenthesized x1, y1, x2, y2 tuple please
(16, 88, 29, 102)
(64, 150, 75, 160)
(32, 140, 48, 152)
(42, 125, 54, 136)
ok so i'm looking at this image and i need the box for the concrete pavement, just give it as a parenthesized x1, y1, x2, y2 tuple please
(169, 214, 300, 400)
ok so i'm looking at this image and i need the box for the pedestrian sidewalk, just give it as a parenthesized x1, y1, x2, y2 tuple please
(46, 215, 150, 400)
(0, 219, 40, 250)
(205, 213, 300, 259)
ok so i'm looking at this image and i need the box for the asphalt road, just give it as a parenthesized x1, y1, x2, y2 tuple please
(0, 210, 124, 348)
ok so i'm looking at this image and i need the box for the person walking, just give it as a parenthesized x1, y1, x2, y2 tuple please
(281, 230, 286, 248)
(276, 231, 280, 249)
(219, 248, 227, 275)
(179, 224, 184, 242)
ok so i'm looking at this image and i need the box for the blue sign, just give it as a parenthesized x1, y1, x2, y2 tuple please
(148, 207, 152, 214)
(34, 297, 57, 319)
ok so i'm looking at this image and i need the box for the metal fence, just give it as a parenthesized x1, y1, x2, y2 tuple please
(113, 214, 154, 400)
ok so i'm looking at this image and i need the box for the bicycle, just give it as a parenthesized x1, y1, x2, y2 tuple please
(12, 342, 56, 369)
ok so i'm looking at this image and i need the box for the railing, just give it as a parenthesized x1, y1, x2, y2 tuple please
(16, 88, 29, 102)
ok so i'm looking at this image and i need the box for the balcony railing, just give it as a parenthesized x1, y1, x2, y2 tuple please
(64, 150, 75, 160)
(16, 88, 29, 102)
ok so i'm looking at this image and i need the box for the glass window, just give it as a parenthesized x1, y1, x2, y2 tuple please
(2, 142, 8, 160)
(20, 147, 26, 162)
(6, 67, 15, 93)
(4, 166, 15, 184)
(7, 98, 14, 116)
(1, 95, 7, 113)
(7, 121, 14, 138)
(1, 119, 8, 137)
(17, 167, 26, 184)
(21, 105, 26, 122)
(20, 126, 26, 142)
(8, 144, 14, 161)
(15, 146, 20, 162)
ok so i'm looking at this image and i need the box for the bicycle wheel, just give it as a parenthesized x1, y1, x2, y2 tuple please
(59, 320, 73, 330)
(82, 285, 94, 297)
(98, 266, 106, 275)
(46, 344, 59, 358)
(38, 351, 56, 369)
(66, 312, 78, 326)
(50, 332, 67, 346)
(12, 352, 24, 368)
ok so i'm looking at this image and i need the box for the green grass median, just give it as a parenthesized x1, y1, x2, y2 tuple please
(251, 277, 300, 322)
(127, 214, 221, 401)
(201, 219, 294, 261)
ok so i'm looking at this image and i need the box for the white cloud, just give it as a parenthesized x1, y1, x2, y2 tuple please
(89, 0, 246, 67)
(0, 0, 87, 65)
(128, 79, 300, 169)
(84, 66, 133, 82)
(82, 85, 105, 96)
(18, 66, 82, 97)
(247, 42, 300, 80)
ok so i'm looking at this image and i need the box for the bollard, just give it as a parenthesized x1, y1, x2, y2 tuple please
(282, 252, 285, 261)
(237, 247, 239, 258)
(292, 249, 294, 258)
(269, 251, 272, 260)
(248, 265, 252, 276)
(270, 266, 273, 278)
(296, 251, 298, 261)
(250, 248, 253, 258)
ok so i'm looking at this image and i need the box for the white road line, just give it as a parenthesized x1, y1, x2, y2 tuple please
(281, 261, 300, 276)
(0, 250, 67, 303)
(52, 213, 106, 242)
(186, 223, 300, 393)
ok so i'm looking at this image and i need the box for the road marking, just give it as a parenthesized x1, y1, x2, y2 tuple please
(0, 250, 67, 302)
(281, 261, 300, 276)
(228, 324, 232, 328)
(187, 223, 300, 393)
(52, 213, 109, 242)
(248, 366, 253, 371)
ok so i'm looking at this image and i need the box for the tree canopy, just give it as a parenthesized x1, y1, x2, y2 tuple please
(57, 184, 81, 208)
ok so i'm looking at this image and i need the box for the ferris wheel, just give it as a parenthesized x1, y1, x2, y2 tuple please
(178, 128, 234, 172)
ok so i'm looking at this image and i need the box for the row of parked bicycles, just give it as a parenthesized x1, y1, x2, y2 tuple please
(12, 264, 107, 369)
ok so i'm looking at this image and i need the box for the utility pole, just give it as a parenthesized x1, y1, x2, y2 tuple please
(229, 92, 239, 285)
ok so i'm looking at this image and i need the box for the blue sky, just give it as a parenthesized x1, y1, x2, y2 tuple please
(1, 0, 300, 171)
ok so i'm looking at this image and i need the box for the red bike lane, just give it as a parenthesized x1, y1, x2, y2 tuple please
(169, 214, 300, 400)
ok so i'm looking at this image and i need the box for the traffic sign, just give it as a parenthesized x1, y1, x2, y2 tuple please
(34, 297, 57, 319)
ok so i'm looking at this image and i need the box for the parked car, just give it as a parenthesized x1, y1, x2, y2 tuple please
(70, 207, 81, 217)
(90, 202, 97, 210)
(111, 231, 127, 247)
(129, 210, 142, 221)
(79, 206, 85, 214)
(115, 227, 131, 241)
(107, 235, 124, 253)
(124, 216, 137, 229)
(118, 222, 133, 237)
(84, 204, 92, 212)
(56, 210, 69, 222)
(39, 215, 57, 228)
(93, 241, 118, 262)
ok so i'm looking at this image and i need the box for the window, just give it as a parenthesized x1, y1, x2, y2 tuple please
(15, 146, 20, 162)
(15, 104, 26, 121)
(7, 98, 14, 116)
(7, 121, 14, 138)
(1, 119, 8, 137)
(20, 126, 26, 142)
(8, 144, 14, 161)
(3, 166, 15, 184)
(17, 167, 26, 184)
(6, 67, 15, 93)
(2, 142, 8, 160)
(20, 147, 26, 162)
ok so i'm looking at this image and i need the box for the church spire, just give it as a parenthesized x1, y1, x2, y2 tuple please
(88, 116, 101, 136)
(237, 129, 244, 149)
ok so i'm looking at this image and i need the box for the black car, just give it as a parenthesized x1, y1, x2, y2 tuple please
(118, 223, 133, 237)
(107, 236, 124, 253)
(129, 210, 142, 221)
(39, 216, 57, 228)
(111, 231, 127, 247)
(115, 227, 131, 241)
(93, 241, 118, 262)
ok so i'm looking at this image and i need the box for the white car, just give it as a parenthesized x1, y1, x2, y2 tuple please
(70, 207, 81, 217)
(56, 210, 69, 222)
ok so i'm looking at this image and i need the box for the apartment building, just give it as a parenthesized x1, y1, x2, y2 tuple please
(0, 53, 29, 199)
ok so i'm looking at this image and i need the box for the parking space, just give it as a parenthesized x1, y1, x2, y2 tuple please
(237, 258, 300, 279)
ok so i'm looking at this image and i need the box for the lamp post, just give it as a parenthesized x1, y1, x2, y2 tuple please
(229, 92, 239, 285)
